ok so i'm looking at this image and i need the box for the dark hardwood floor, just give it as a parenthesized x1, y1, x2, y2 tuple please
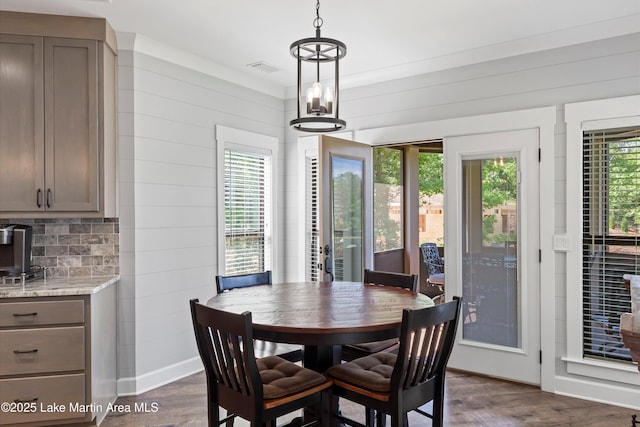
(101, 370, 637, 426)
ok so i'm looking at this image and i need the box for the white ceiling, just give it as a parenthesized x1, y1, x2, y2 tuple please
(2, 0, 639, 98)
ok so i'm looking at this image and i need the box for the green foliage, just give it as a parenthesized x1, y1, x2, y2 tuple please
(418, 153, 444, 199)
(373, 148, 401, 185)
(373, 148, 402, 251)
(480, 158, 517, 245)
(332, 171, 363, 233)
(607, 139, 640, 234)
(621, 216, 629, 232)
(481, 158, 517, 210)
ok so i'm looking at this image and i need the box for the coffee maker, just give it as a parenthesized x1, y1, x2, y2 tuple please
(0, 224, 32, 277)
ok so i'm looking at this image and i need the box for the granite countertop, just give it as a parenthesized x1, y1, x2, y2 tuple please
(0, 275, 119, 298)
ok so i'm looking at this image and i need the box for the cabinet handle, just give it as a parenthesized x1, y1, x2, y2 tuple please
(36, 189, 42, 208)
(12, 312, 38, 317)
(46, 189, 52, 208)
(13, 349, 38, 354)
(14, 398, 39, 404)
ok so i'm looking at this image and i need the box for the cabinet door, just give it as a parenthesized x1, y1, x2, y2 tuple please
(44, 38, 99, 212)
(0, 35, 45, 211)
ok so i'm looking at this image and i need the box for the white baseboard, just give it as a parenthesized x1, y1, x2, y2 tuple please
(555, 375, 640, 410)
(117, 356, 203, 396)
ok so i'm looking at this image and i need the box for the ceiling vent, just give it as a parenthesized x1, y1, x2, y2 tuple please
(246, 61, 280, 73)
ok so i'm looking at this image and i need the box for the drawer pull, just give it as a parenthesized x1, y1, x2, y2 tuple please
(13, 312, 38, 317)
(14, 398, 38, 403)
(13, 349, 38, 354)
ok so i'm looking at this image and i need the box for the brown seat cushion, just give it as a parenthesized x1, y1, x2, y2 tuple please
(257, 356, 327, 399)
(325, 352, 397, 392)
(344, 338, 398, 353)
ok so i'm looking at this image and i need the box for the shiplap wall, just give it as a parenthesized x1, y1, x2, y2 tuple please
(283, 32, 640, 405)
(117, 49, 285, 394)
(115, 31, 639, 400)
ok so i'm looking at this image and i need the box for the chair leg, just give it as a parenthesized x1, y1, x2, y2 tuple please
(433, 380, 445, 427)
(365, 407, 375, 427)
(375, 410, 386, 427)
(389, 412, 402, 427)
(321, 389, 331, 427)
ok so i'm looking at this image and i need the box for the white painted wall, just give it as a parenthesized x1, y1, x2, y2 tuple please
(283, 32, 640, 407)
(116, 38, 285, 394)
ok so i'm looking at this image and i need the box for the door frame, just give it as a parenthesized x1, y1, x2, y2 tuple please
(355, 106, 556, 392)
(444, 129, 541, 384)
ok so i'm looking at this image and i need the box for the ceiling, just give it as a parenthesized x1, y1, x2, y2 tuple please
(1, 0, 639, 98)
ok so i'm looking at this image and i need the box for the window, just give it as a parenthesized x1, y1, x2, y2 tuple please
(418, 150, 444, 246)
(216, 126, 277, 276)
(565, 95, 640, 385)
(582, 126, 638, 362)
(373, 147, 403, 252)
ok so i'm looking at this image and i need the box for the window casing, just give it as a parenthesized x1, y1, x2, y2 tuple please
(216, 126, 277, 277)
(565, 95, 640, 385)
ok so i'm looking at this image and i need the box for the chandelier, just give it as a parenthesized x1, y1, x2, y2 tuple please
(289, 0, 346, 132)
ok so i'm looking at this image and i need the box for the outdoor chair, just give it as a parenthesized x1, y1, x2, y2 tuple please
(420, 242, 445, 289)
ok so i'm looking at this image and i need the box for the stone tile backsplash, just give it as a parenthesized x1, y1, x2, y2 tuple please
(7, 218, 119, 279)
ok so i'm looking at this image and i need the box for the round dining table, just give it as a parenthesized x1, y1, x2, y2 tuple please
(206, 281, 434, 371)
(206, 281, 434, 426)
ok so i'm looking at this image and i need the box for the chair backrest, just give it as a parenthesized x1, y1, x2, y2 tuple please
(216, 270, 272, 293)
(363, 269, 418, 292)
(190, 299, 262, 415)
(391, 296, 461, 393)
(420, 243, 444, 276)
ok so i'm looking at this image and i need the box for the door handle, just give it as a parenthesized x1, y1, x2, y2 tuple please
(36, 189, 42, 208)
(46, 189, 52, 209)
(324, 244, 334, 281)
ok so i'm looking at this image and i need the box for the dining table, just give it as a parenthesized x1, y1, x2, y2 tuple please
(206, 280, 434, 425)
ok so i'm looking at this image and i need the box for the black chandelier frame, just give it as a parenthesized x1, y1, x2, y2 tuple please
(289, 3, 347, 133)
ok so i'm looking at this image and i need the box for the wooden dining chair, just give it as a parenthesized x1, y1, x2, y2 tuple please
(190, 299, 332, 427)
(216, 271, 303, 363)
(326, 297, 462, 427)
(341, 269, 419, 363)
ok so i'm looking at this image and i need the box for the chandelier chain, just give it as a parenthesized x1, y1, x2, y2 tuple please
(313, 0, 323, 29)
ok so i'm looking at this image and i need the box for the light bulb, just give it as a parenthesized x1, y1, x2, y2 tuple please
(324, 86, 334, 103)
(312, 82, 322, 99)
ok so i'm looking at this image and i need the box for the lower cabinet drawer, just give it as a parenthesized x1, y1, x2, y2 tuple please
(0, 373, 87, 425)
(0, 326, 85, 376)
(0, 299, 84, 327)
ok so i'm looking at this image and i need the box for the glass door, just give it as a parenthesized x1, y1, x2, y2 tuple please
(301, 135, 373, 282)
(445, 128, 541, 385)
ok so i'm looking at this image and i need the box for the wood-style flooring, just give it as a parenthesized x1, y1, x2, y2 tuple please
(101, 370, 637, 427)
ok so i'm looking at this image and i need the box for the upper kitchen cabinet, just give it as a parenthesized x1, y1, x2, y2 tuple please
(0, 11, 118, 218)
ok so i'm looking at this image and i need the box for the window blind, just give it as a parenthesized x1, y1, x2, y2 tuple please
(582, 126, 639, 362)
(305, 155, 319, 281)
(224, 148, 271, 275)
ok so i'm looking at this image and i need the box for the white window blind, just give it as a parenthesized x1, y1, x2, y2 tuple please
(582, 125, 639, 362)
(224, 148, 272, 275)
(305, 155, 319, 281)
